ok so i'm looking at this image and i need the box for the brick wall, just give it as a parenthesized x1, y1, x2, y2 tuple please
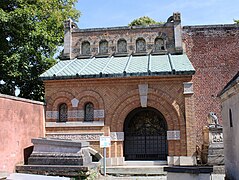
(46, 22, 239, 157)
(44, 76, 192, 157)
(0, 94, 45, 173)
(183, 24, 239, 144)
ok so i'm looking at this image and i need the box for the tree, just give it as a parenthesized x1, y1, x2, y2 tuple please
(128, 16, 163, 26)
(0, 0, 80, 101)
(234, 19, 239, 24)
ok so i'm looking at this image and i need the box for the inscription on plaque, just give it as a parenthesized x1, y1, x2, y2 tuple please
(46, 111, 58, 119)
(167, 130, 180, 140)
(94, 110, 105, 118)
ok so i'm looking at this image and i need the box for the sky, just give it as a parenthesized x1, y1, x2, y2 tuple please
(76, 0, 239, 28)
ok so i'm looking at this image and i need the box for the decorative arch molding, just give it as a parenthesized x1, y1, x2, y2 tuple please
(108, 87, 186, 156)
(47, 91, 75, 111)
(52, 97, 72, 111)
(76, 38, 94, 47)
(76, 90, 105, 110)
(109, 87, 184, 132)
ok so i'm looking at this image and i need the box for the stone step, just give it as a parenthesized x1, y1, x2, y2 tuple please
(213, 165, 225, 174)
(102, 166, 167, 176)
(125, 161, 167, 166)
(98, 175, 166, 180)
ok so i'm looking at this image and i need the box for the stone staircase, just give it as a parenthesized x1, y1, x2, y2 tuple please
(98, 161, 225, 180)
(102, 161, 166, 175)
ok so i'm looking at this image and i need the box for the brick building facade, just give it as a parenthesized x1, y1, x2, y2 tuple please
(183, 24, 239, 144)
(40, 13, 239, 165)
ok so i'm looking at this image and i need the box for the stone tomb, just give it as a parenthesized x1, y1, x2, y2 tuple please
(16, 138, 99, 178)
(207, 126, 224, 165)
(28, 138, 91, 166)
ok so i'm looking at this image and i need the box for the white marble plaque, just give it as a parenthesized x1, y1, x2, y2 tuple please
(71, 98, 79, 107)
(94, 110, 105, 118)
(67, 110, 84, 118)
(46, 133, 104, 141)
(167, 130, 180, 140)
(110, 132, 124, 141)
(46, 111, 58, 119)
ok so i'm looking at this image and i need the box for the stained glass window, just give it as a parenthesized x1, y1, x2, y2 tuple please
(81, 41, 90, 55)
(84, 102, 94, 121)
(155, 38, 165, 51)
(117, 39, 127, 53)
(99, 40, 108, 54)
(58, 103, 67, 122)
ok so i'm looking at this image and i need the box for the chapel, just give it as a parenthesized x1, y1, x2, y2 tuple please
(40, 12, 239, 165)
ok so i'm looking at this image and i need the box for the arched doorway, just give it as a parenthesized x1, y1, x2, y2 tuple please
(124, 107, 168, 160)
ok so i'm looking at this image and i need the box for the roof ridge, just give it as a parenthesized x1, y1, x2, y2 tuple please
(168, 53, 175, 73)
(148, 54, 151, 73)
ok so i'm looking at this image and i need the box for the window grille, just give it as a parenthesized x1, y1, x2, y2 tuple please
(58, 103, 67, 122)
(84, 102, 94, 121)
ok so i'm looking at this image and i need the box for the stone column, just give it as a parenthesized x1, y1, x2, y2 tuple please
(173, 12, 183, 54)
(63, 19, 73, 59)
(183, 82, 196, 156)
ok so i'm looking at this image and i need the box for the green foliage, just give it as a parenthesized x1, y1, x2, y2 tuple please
(0, 0, 80, 101)
(128, 16, 163, 26)
(234, 19, 239, 24)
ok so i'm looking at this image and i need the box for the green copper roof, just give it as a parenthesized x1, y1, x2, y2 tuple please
(40, 54, 195, 80)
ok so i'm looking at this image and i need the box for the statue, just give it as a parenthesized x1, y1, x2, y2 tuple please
(208, 112, 221, 128)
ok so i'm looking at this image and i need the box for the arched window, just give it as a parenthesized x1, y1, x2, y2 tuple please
(81, 41, 90, 55)
(136, 38, 146, 52)
(58, 103, 68, 122)
(99, 40, 108, 54)
(84, 102, 94, 121)
(155, 38, 165, 51)
(117, 39, 127, 53)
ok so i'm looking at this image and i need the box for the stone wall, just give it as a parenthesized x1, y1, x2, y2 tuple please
(0, 94, 45, 173)
(63, 13, 183, 59)
(220, 73, 239, 179)
(183, 24, 239, 144)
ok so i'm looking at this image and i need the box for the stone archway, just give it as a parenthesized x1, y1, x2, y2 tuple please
(124, 107, 168, 161)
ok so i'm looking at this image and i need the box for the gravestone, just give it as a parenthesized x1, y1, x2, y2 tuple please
(207, 126, 224, 165)
(16, 138, 99, 179)
(28, 138, 92, 165)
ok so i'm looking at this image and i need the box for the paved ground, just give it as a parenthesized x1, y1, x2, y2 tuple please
(98, 174, 225, 180)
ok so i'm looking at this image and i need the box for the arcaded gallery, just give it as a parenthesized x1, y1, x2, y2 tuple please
(41, 12, 239, 165)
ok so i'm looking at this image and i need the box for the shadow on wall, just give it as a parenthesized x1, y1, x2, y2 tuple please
(24, 146, 34, 165)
